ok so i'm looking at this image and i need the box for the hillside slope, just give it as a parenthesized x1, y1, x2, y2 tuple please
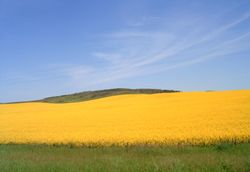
(40, 88, 179, 103)
(0, 90, 249, 145)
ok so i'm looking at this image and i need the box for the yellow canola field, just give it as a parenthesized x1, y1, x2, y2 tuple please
(0, 90, 250, 145)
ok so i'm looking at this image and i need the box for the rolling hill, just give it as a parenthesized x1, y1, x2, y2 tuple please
(40, 88, 179, 103)
(1, 90, 249, 145)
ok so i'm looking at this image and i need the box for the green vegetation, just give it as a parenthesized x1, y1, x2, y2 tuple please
(40, 88, 179, 103)
(0, 143, 249, 172)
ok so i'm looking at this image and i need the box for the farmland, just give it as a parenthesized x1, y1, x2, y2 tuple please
(0, 90, 249, 145)
(1, 89, 250, 171)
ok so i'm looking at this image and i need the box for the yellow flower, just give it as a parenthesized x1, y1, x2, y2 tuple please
(0, 90, 249, 145)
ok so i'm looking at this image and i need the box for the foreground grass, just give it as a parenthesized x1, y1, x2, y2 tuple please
(0, 143, 250, 172)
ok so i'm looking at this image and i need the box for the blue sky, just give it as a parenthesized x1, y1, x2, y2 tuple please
(0, 0, 250, 102)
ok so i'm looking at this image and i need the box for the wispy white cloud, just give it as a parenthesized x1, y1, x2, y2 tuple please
(92, 52, 124, 65)
(64, 11, 250, 88)
(126, 16, 161, 27)
(64, 65, 95, 80)
(5, 11, 249, 90)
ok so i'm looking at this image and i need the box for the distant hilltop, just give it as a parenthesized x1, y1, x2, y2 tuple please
(40, 88, 180, 103)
